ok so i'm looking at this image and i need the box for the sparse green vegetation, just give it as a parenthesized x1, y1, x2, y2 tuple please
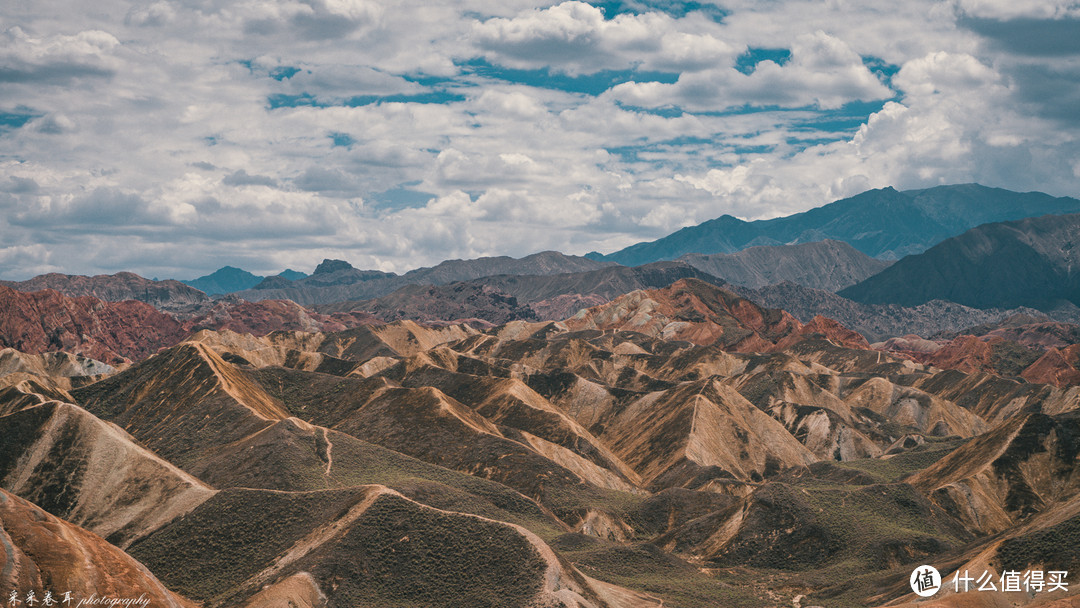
(991, 341, 1043, 377)
(831, 437, 966, 483)
(551, 534, 762, 608)
(998, 514, 1080, 573)
(128, 488, 371, 600)
(314, 493, 549, 608)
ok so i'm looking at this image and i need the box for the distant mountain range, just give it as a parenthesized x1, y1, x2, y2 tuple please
(4, 183, 1080, 342)
(233, 251, 613, 305)
(316, 262, 723, 324)
(589, 184, 1080, 265)
(181, 266, 308, 295)
(738, 281, 1066, 343)
(318, 261, 1065, 342)
(679, 239, 891, 291)
(0, 271, 209, 311)
(840, 213, 1080, 311)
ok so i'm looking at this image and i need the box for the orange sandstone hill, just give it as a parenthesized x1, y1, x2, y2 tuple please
(564, 278, 869, 351)
(0, 489, 196, 607)
(4, 275, 1080, 607)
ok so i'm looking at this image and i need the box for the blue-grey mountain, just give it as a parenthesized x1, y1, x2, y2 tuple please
(678, 239, 891, 291)
(182, 266, 309, 295)
(839, 213, 1080, 311)
(590, 184, 1080, 265)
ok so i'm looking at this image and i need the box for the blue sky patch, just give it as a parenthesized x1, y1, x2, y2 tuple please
(735, 48, 792, 75)
(330, 132, 355, 147)
(270, 66, 301, 81)
(862, 57, 901, 85)
(371, 186, 436, 210)
(791, 99, 891, 134)
(588, 1, 727, 21)
(267, 93, 322, 109)
(0, 111, 37, 133)
(458, 58, 679, 95)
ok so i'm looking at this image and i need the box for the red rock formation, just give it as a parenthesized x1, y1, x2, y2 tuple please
(564, 278, 867, 352)
(0, 287, 384, 365)
(925, 335, 997, 374)
(0, 286, 187, 364)
(0, 489, 195, 607)
(781, 314, 871, 350)
(182, 298, 378, 336)
(1022, 344, 1080, 386)
(873, 335, 1001, 374)
(1, 271, 208, 310)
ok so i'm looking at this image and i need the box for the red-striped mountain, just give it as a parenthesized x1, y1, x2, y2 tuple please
(840, 212, 1080, 311)
(0, 285, 188, 364)
(0, 271, 209, 311)
(0, 286, 376, 363)
(590, 184, 1080, 265)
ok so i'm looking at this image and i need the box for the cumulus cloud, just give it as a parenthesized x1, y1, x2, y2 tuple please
(472, 1, 740, 74)
(956, 0, 1080, 20)
(0, 0, 1078, 278)
(609, 31, 893, 111)
(0, 28, 120, 86)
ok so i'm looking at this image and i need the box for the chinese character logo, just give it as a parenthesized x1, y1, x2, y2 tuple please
(911, 565, 942, 597)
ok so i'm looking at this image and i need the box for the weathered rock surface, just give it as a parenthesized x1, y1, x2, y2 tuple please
(1, 271, 209, 310)
(0, 489, 195, 607)
(0, 286, 188, 364)
(0, 401, 215, 548)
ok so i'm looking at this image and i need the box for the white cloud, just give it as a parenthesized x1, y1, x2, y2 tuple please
(956, 0, 1080, 20)
(609, 31, 893, 111)
(0, 1, 1078, 279)
(0, 27, 120, 87)
(472, 1, 740, 74)
(892, 51, 1000, 98)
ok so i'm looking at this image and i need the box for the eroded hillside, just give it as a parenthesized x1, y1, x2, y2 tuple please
(2, 279, 1078, 607)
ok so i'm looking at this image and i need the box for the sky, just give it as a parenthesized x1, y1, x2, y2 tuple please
(1, 0, 1079, 280)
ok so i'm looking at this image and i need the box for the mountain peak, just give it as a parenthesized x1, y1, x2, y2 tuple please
(313, 259, 355, 275)
(593, 184, 1080, 266)
(181, 266, 262, 295)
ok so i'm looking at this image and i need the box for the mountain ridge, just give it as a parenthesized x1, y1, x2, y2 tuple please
(590, 184, 1080, 265)
(840, 212, 1080, 310)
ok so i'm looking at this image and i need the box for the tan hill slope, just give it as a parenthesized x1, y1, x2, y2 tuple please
(8, 276, 1080, 607)
(0, 489, 196, 607)
(0, 401, 214, 548)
